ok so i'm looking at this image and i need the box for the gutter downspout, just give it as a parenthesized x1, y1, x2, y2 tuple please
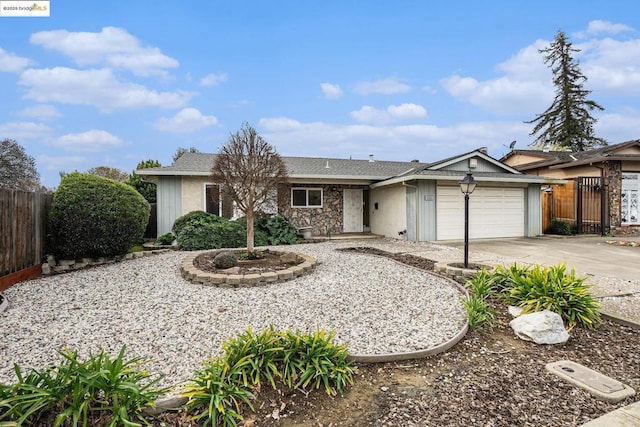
(402, 181, 419, 242)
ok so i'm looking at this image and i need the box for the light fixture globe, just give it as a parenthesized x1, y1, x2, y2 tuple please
(459, 172, 477, 195)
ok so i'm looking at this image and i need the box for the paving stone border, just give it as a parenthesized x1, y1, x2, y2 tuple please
(42, 249, 172, 275)
(180, 251, 318, 287)
(433, 261, 496, 284)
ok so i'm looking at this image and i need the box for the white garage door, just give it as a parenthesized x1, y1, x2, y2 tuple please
(436, 186, 525, 240)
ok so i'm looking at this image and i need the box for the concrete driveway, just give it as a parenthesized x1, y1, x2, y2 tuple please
(440, 235, 640, 282)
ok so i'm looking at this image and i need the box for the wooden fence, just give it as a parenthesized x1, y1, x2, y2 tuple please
(0, 189, 52, 279)
(542, 178, 608, 234)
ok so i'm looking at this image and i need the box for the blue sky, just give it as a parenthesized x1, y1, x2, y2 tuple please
(1, 1, 639, 188)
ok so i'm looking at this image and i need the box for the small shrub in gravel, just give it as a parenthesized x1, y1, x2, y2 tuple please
(214, 251, 238, 269)
(48, 172, 150, 259)
(546, 218, 573, 235)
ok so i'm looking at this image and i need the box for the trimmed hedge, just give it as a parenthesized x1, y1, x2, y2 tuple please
(48, 173, 150, 259)
(175, 212, 246, 250)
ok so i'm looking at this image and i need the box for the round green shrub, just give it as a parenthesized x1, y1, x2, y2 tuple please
(177, 220, 246, 251)
(213, 251, 238, 269)
(172, 210, 222, 236)
(155, 233, 174, 246)
(48, 172, 150, 259)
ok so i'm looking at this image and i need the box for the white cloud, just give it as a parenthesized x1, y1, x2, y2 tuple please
(441, 39, 554, 115)
(575, 20, 635, 38)
(387, 103, 427, 120)
(351, 103, 427, 125)
(30, 27, 179, 77)
(19, 67, 193, 111)
(353, 77, 411, 95)
(0, 121, 52, 140)
(51, 130, 124, 152)
(153, 108, 218, 133)
(320, 82, 343, 99)
(0, 47, 33, 73)
(259, 116, 530, 161)
(350, 106, 392, 124)
(200, 73, 228, 87)
(18, 104, 61, 120)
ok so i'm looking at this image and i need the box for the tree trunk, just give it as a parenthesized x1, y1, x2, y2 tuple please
(246, 207, 255, 255)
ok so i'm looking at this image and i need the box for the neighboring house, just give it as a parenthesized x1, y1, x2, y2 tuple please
(137, 148, 562, 241)
(501, 139, 640, 236)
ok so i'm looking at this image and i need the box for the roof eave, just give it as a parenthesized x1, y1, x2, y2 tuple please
(370, 173, 566, 189)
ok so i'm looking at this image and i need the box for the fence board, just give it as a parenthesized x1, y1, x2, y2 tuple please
(0, 189, 51, 277)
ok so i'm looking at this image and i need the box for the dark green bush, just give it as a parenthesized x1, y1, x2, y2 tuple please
(155, 232, 175, 246)
(48, 173, 150, 259)
(177, 221, 246, 251)
(546, 219, 573, 235)
(256, 214, 298, 245)
(172, 210, 222, 236)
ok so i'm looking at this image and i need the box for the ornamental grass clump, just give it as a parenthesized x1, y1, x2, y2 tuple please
(498, 263, 601, 330)
(0, 346, 168, 426)
(463, 268, 496, 330)
(183, 327, 355, 427)
(465, 263, 601, 330)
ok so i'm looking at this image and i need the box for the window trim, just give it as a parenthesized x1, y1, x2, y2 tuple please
(291, 187, 323, 208)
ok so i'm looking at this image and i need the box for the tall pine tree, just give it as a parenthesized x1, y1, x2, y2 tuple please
(526, 30, 606, 151)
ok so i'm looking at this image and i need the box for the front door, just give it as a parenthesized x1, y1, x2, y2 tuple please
(343, 189, 363, 232)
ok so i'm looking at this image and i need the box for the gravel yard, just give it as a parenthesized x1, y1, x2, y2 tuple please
(0, 240, 467, 390)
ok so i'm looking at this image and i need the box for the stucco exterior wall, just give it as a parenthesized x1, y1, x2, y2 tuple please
(181, 177, 209, 214)
(369, 184, 406, 238)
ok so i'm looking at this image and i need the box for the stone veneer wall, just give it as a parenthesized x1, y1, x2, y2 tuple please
(604, 161, 640, 236)
(277, 183, 367, 236)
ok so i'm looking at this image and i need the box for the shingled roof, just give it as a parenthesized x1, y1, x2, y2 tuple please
(501, 139, 640, 171)
(136, 152, 428, 180)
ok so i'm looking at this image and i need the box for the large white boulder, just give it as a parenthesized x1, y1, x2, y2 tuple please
(509, 310, 570, 344)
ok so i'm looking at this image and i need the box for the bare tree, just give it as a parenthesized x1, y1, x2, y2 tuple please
(0, 138, 41, 191)
(86, 166, 129, 182)
(212, 123, 288, 255)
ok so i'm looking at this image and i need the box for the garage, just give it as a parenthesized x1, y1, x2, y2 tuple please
(436, 186, 525, 240)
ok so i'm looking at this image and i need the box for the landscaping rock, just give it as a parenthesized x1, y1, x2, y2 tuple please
(509, 310, 570, 344)
(508, 305, 524, 317)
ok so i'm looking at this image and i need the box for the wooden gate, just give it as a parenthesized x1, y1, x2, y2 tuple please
(542, 177, 609, 235)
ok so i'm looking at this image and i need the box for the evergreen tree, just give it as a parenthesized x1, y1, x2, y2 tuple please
(526, 30, 606, 151)
(128, 159, 161, 203)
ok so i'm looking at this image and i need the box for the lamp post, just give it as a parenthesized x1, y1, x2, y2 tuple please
(459, 172, 477, 268)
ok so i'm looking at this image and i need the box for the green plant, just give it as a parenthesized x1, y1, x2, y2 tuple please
(463, 296, 496, 329)
(177, 220, 246, 251)
(48, 173, 150, 259)
(465, 268, 495, 299)
(172, 211, 221, 237)
(499, 263, 601, 330)
(221, 326, 284, 390)
(256, 215, 298, 246)
(155, 233, 174, 246)
(280, 329, 355, 396)
(183, 358, 255, 427)
(214, 251, 238, 269)
(0, 346, 167, 426)
(546, 219, 573, 235)
(491, 263, 532, 294)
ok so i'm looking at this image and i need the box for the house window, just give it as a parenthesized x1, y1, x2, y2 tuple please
(205, 184, 234, 218)
(621, 173, 639, 225)
(291, 188, 323, 208)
